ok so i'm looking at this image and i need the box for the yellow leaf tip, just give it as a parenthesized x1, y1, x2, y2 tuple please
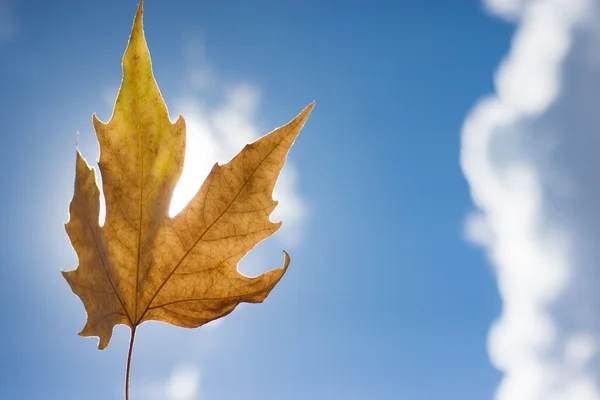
(304, 101, 315, 114)
(77, 327, 90, 337)
(78, 327, 109, 350)
(133, 0, 145, 40)
(175, 114, 186, 127)
(92, 113, 106, 128)
(282, 250, 291, 269)
(124, 0, 148, 62)
(75, 150, 92, 172)
(136, 0, 144, 22)
(292, 101, 315, 128)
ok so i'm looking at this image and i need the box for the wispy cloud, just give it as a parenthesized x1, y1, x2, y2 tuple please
(166, 365, 201, 400)
(134, 364, 201, 400)
(0, 0, 18, 42)
(483, 0, 529, 20)
(462, 0, 600, 398)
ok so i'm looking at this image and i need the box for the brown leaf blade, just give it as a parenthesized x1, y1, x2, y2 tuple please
(63, 155, 130, 350)
(139, 105, 314, 326)
(63, 0, 313, 350)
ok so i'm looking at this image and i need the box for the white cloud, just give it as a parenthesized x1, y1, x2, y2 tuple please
(134, 364, 201, 400)
(166, 365, 201, 400)
(0, 0, 18, 42)
(483, 0, 529, 20)
(464, 211, 495, 247)
(461, 0, 600, 399)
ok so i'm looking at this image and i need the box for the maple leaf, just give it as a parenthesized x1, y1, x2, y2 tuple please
(62, 2, 312, 394)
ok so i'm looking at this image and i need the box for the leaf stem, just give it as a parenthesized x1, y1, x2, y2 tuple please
(125, 326, 137, 400)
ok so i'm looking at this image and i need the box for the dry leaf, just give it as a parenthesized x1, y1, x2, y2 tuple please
(63, 0, 313, 351)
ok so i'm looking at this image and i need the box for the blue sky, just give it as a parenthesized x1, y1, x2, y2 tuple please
(1, 0, 598, 399)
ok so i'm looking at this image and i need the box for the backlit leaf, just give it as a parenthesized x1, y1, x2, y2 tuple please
(63, 0, 313, 351)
